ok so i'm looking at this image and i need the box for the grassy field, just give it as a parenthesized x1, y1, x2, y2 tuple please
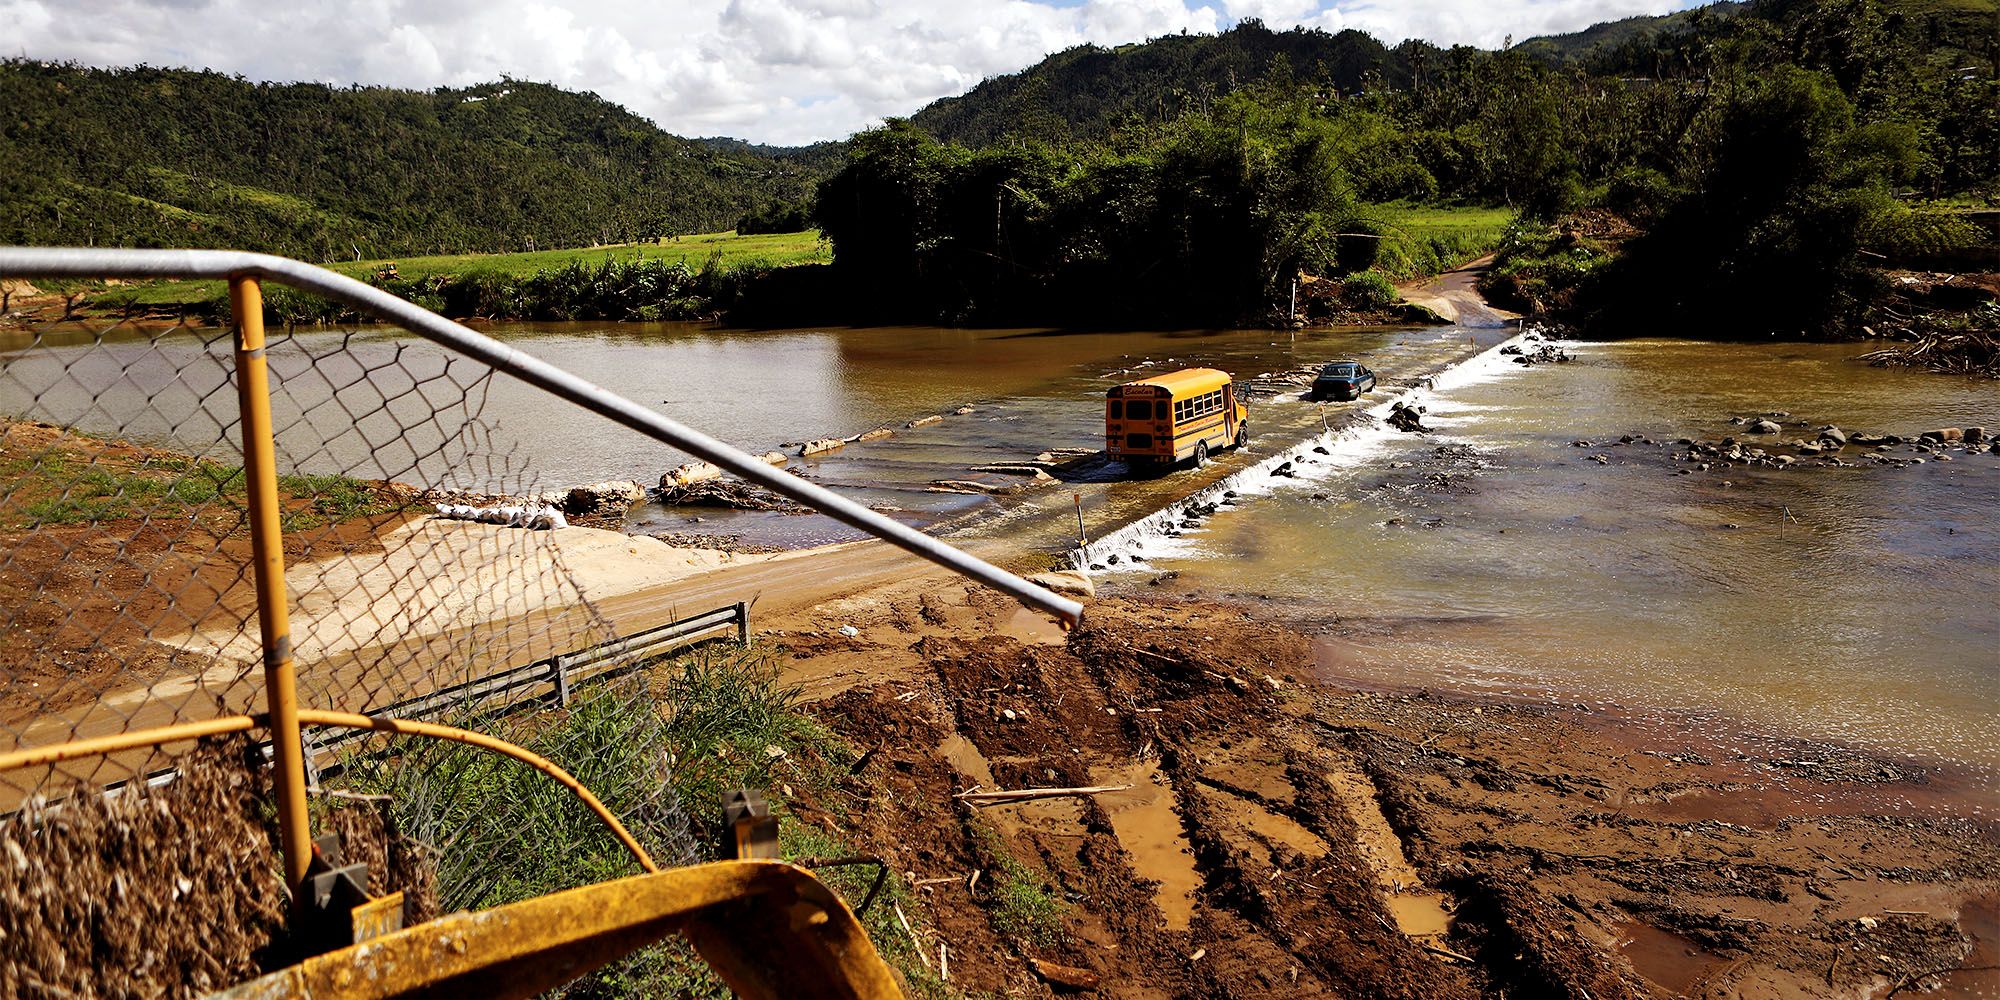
(0, 421, 400, 531)
(91, 229, 829, 312)
(1358, 203, 1516, 280)
(1363, 203, 1515, 241)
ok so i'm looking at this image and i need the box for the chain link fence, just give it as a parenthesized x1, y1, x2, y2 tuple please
(0, 295, 699, 875)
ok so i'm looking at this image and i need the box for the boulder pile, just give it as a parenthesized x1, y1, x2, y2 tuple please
(1387, 401, 1429, 433)
(563, 480, 645, 519)
(1660, 419, 1997, 472)
(1499, 341, 1574, 366)
(653, 478, 804, 512)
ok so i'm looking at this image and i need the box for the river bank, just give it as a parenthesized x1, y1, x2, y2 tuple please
(753, 578, 1999, 999)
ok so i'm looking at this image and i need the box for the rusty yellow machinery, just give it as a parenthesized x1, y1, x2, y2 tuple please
(214, 860, 901, 1000)
(0, 709, 906, 999)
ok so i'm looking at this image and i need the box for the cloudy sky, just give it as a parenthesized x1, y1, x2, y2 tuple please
(5, 0, 1703, 145)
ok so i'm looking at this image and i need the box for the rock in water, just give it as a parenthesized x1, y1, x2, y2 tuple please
(659, 461, 722, 489)
(1747, 419, 1781, 434)
(564, 480, 644, 518)
(1028, 570, 1095, 598)
(1920, 428, 1965, 443)
(1387, 402, 1428, 433)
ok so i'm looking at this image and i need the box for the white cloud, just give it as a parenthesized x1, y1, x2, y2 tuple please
(0, 0, 1700, 145)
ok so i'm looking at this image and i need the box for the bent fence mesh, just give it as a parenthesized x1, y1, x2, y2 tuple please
(0, 301, 701, 887)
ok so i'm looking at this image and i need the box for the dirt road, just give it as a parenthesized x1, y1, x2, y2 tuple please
(1399, 256, 1518, 329)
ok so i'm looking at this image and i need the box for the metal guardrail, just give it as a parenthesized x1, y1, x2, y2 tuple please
(304, 601, 749, 756)
(25, 603, 753, 808)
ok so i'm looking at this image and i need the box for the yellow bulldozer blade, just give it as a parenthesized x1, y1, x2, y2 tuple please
(211, 860, 905, 999)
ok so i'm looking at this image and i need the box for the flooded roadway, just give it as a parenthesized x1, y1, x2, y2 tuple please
(0, 316, 1509, 549)
(1095, 337, 2000, 771)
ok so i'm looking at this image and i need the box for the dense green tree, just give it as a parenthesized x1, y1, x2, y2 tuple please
(1583, 66, 1900, 335)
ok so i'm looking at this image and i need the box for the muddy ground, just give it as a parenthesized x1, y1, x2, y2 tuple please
(0, 420, 414, 728)
(0, 418, 418, 732)
(774, 583, 2000, 999)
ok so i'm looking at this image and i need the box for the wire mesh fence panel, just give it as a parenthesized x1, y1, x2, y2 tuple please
(0, 296, 696, 875)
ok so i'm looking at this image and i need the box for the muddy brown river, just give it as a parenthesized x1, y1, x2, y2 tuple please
(2, 319, 1995, 774)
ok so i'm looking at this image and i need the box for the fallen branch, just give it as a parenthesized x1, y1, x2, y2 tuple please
(1032, 958, 1102, 990)
(893, 903, 932, 972)
(955, 784, 1133, 805)
(1424, 944, 1477, 964)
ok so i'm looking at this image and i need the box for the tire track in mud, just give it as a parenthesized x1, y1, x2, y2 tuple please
(807, 592, 1676, 998)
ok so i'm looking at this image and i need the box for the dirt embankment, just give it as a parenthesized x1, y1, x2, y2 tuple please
(772, 583, 1999, 999)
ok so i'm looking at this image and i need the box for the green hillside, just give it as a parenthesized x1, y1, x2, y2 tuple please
(1512, 3, 1748, 64)
(1517, 0, 1996, 68)
(821, 0, 1995, 330)
(910, 21, 1407, 147)
(0, 62, 830, 262)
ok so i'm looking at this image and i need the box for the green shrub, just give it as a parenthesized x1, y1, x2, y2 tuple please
(1340, 270, 1399, 310)
(1605, 167, 1677, 224)
(1859, 207, 1991, 261)
(326, 643, 965, 998)
(1478, 219, 1614, 314)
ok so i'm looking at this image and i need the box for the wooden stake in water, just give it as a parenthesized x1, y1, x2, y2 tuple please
(1074, 492, 1090, 560)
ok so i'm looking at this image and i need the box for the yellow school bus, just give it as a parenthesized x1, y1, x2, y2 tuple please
(1105, 367, 1248, 467)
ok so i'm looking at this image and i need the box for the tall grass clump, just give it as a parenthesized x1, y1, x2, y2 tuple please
(332, 641, 943, 998)
(1858, 206, 1992, 264)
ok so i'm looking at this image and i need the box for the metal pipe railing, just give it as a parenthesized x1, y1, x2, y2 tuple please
(0, 246, 1084, 626)
(227, 275, 314, 897)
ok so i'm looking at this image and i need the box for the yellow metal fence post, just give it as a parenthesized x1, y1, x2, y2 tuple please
(230, 276, 313, 897)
